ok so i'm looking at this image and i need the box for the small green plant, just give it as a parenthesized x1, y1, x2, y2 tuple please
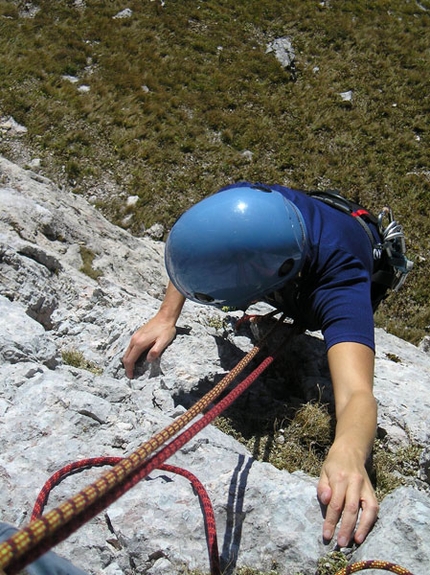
(385, 352, 402, 363)
(79, 246, 103, 280)
(180, 567, 280, 575)
(234, 567, 279, 575)
(316, 551, 348, 575)
(181, 562, 315, 574)
(206, 314, 225, 330)
(373, 438, 422, 500)
(61, 348, 103, 375)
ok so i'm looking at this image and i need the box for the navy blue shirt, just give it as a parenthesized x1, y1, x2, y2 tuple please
(223, 183, 377, 352)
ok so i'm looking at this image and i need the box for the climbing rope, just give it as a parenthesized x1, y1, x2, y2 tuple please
(31, 458, 220, 575)
(335, 561, 415, 575)
(0, 314, 418, 575)
(20, 459, 421, 575)
(0, 314, 292, 573)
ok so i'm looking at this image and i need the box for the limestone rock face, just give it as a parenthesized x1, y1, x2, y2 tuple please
(0, 155, 429, 574)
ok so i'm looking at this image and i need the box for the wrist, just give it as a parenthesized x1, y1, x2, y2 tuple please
(156, 305, 180, 325)
(329, 437, 372, 464)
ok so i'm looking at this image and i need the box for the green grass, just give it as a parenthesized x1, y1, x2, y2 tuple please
(216, 402, 333, 477)
(61, 347, 103, 375)
(0, 0, 429, 341)
(79, 245, 103, 280)
(181, 550, 349, 574)
(373, 437, 422, 499)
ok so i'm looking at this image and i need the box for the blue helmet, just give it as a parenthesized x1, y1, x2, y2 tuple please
(165, 184, 308, 309)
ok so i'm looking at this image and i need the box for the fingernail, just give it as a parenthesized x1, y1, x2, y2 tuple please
(323, 529, 332, 541)
(338, 536, 348, 547)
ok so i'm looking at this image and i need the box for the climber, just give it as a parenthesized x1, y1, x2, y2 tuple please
(122, 182, 412, 549)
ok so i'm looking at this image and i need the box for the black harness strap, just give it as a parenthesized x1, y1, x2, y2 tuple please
(307, 190, 379, 249)
(307, 190, 394, 311)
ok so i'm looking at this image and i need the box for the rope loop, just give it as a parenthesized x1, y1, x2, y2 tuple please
(31, 458, 221, 575)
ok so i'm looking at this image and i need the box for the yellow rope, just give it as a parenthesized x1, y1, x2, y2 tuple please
(335, 559, 415, 575)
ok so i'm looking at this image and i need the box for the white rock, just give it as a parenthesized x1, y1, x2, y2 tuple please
(62, 75, 79, 84)
(27, 158, 41, 169)
(126, 195, 139, 207)
(266, 37, 295, 69)
(339, 90, 353, 101)
(113, 8, 132, 19)
(0, 116, 28, 134)
(145, 223, 164, 240)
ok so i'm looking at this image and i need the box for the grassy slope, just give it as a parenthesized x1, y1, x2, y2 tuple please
(0, 0, 429, 342)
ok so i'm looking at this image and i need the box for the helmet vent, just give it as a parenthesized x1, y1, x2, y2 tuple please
(194, 292, 215, 303)
(251, 183, 273, 193)
(278, 258, 294, 277)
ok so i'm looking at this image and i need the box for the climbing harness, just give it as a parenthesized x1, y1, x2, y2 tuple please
(0, 314, 417, 575)
(308, 190, 413, 306)
(375, 206, 414, 291)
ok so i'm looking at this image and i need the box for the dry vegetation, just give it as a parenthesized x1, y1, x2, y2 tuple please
(214, 381, 422, 502)
(0, 0, 429, 343)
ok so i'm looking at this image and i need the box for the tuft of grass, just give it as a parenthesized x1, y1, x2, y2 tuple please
(373, 438, 423, 500)
(316, 552, 348, 575)
(180, 551, 346, 575)
(61, 348, 103, 375)
(216, 401, 334, 477)
(205, 314, 226, 331)
(216, 400, 423, 499)
(234, 568, 280, 575)
(79, 246, 103, 280)
(181, 566, 297, 575)
(259, 402, 333, 476)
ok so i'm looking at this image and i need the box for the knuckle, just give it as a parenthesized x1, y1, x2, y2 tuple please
(344, 500, 359, 515)
(130, 333, 140, 345)
(367, 500, 380, 515)
(329, 501, 343, 515)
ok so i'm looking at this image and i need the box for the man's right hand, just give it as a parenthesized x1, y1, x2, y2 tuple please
(122, 316, 177, 378)
(123, 281, 186, 378)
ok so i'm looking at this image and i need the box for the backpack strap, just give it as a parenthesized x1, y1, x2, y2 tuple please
(307, 190, 413, 309)
(307, 190, 379, 249)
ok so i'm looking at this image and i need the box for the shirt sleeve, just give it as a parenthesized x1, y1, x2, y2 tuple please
(307, 248, 375, 352)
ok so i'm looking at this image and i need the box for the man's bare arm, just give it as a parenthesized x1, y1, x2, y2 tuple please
(318, 342, 379, 546)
